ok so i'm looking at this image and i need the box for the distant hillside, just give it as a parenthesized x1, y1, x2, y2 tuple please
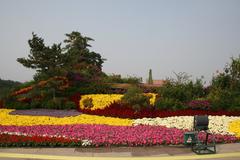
(0, 78, 21, 98)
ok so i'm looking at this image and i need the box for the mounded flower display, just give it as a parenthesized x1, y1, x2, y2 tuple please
(1, 31, 240, 148)
(0, 109, 132, 126)
(79, 94, 123, 110)
(77, 94, 240, 119)
(0, 109, 239, 147)
(79, 93, 157, 110)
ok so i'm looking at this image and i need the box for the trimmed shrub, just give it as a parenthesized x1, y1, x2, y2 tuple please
(121, 86, 150, 111)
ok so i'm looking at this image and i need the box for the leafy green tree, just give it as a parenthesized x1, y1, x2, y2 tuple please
(226, 55, 240, 90)
(208, 55, 240, 111)
(17, 33, 64, 80)
(158, 72, 205, 103)
(17, 31, 105, 81)
(211, 55, 240, 90)
(63, 31, 105, 80)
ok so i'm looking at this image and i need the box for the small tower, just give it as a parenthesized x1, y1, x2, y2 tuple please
(148, 69, 153, 84)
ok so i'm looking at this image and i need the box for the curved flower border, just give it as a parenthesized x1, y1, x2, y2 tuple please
(0, 124, 238, 147)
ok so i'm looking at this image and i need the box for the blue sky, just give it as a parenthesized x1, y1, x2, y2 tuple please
(0, 0, 240, 83)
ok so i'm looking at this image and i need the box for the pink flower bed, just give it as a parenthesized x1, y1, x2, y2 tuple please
(0, 124, 237, 146)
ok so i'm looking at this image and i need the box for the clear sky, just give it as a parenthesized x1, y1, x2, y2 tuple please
(0, 0, 240, 83)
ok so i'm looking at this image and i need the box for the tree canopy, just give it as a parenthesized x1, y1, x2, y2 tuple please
(63, 31, 105, 80)
(212, 55, 240, 90)
(17, 31, 105, 81)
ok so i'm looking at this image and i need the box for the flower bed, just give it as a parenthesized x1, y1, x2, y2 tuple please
(79, 94, 123, 110)
(79, 94, 157, 110)
(133, 116, 240, 135)
(79, 102, 240, 119)
(229, 119, 240, 138)
(1, 109, 240, 136)
(0, 109, 132, 126)
(0, 109, 239, 147)
(0, 134, 83, 147)
(77, 94, 240, 119)
(0, 124, 238, 147)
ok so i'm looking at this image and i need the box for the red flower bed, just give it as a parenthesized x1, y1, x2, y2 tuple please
(0, 134, 81, 147)
(79, 102, 240, 119)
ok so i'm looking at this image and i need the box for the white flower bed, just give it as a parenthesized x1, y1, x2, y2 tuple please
(134, 116, 194, 130)
(133, 116, 240, 135)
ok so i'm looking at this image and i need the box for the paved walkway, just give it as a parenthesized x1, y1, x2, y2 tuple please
(0, 143, 239, 160)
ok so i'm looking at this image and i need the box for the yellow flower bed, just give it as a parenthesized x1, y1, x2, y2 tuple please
(79, 94, 123, 110)
(229, 119, 240, 138)
(0, 109, 132, 126)
(79, 93, 157, 110)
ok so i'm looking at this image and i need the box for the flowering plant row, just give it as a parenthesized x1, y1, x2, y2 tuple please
(79, 94, 157, 110)
(79, 94, 123, 110)
(0, 109, 132, 126)
(79, 102, 240, 119)
(0, 134, 84, 147)
(133, 116, 240, 136)
(1, 109, 240, 138)
(0, 124, 238, 147)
